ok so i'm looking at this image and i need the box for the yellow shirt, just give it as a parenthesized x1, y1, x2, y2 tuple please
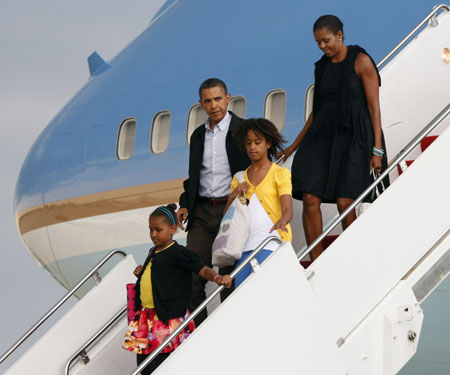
(231, 163, 292, 242)
(140, 241, 175, 308)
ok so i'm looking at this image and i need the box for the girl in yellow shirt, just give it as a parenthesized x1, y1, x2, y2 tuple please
(225, 118, 293, 287)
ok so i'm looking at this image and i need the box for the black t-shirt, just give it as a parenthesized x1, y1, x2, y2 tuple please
(134, 241, 204, 321)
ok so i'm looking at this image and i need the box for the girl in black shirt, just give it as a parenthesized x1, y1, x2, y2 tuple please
(123, 204, 231, 374)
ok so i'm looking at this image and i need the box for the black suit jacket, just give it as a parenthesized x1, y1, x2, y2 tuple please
(179, 112, 250, 230)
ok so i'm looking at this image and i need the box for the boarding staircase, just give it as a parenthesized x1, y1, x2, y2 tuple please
(397, 135, 438, 175)
(1, 4, 450, 375)
(3, 108, 448, 374)
(305, 132, 439, 269)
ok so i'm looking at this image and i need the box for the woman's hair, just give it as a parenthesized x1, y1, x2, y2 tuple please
(313, 15, 344, 39)
(149, 203, 178, 226)
(234, 118, 286, 160)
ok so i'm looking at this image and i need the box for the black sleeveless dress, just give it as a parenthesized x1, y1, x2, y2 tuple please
(291, 46, 388, 203)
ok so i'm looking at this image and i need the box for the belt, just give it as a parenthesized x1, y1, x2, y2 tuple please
(198, 196, 229, 205)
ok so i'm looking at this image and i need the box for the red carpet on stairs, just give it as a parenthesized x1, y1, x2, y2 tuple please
(300, 235, 339, 269)
(397, 160, 414, 175)
(299, 136, 440, 269)
(397, 135, 438, 175)
(421, 135, 438, 152)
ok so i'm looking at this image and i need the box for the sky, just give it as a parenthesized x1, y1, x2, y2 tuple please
(0, 0, 165, 369)
(0, 0, 447, 371)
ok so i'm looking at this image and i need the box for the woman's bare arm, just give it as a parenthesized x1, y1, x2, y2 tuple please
(270, 194, 293, 233)
(356, 53, 383, 172)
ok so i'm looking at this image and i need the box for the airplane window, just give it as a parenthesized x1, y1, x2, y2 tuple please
(264, 89, 287, 131)
(116, 118, 136, 160)
(186, 104, 207, 145)
(304, 84, 314, 123)
(151, 110, 171, 154)
(228, 96, 247, 119)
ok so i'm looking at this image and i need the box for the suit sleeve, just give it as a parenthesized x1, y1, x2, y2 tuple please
(179, 130, 197, 209)
(179, 178, 189, 208)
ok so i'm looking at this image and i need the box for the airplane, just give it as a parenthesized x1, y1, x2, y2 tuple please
(6, 0, 450, 373)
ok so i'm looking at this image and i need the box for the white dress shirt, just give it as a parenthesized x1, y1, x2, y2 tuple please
(198, 111, 232, 198)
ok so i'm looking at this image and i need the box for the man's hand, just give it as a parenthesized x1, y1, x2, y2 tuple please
(215, 274, 232, 288)
(176, 207, 188, 230)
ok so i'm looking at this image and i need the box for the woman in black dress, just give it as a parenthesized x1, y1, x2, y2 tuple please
(279, 15, 388, 260)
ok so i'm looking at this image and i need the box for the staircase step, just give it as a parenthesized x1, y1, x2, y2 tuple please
(397, 160, 414, 175)
(300, 235, 339, 269)
(323, 235, 339, 250)
(421, 135, 438, 152)
(300, 260, 312, 268)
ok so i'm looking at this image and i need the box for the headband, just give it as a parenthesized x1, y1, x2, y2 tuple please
(155, 206, 176, 225)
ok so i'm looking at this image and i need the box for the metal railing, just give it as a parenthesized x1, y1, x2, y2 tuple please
(65, 306, 127, 374)
(303, 4, 449, 122)
(131, 102, 450, 374)
(0, 249, 127, 365)
(76, 97, 450, 374)
(297, 102, 450, 262)
(294, 3, 450, 259)
(6, 6, 450, 372)
(130, 101, 450, 373)
(67, 158, 285, 373)
(131, 236, 282, 375)
(377, 4, 450, 69)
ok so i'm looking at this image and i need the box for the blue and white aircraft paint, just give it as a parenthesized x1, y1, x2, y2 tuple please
(13, 1, 450, 373)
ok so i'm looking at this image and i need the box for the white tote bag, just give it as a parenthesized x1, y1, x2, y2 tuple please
(356, 170, 386, 217)
(212, 171, 250, 267)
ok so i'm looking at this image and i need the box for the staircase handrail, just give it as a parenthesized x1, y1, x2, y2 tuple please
(297, 102, 450, 262)
(7, 6, 450, 372)
(0, 249, 127, 365)
(131, 235, 282, 375)
(10, 5, 450, 364)
(131, 102, 450, 374)
(63, 157, 287, 373)
(26, 98, 450, 373)
(65, 306, 128, 374)
(304, 5, 449, 139)
(377, 4, 450, 69)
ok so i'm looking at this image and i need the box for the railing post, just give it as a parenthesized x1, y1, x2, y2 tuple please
(297, 102, 450, 262)
(0, 250, 127, 365)
(130, 236, 282, 375)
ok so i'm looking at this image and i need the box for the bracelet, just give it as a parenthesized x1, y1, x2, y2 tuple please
(372, 146, 385, 157)
(213, 274, 221, 283)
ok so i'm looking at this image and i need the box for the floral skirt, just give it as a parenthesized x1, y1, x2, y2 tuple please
(123, 307, 195, 355)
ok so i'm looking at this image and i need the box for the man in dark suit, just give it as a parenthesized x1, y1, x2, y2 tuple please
(177, 78, 250, 325)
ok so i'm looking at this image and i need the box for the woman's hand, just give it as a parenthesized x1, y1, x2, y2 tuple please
(233, 182, 250, 197)
(276, 112, 314, 163)
(270, 218, 289, 233)
(275, 146, 294, 163)
(370, 155, 382, 175)
(224, 181, 250, 213)
(133, 265, 143, 278)
(269, 195, 292, 234)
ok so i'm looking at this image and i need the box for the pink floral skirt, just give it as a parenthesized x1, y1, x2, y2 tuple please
(123, 307, 195, 355)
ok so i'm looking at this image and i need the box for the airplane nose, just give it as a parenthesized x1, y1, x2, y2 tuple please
(14, 120, 70, 290)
